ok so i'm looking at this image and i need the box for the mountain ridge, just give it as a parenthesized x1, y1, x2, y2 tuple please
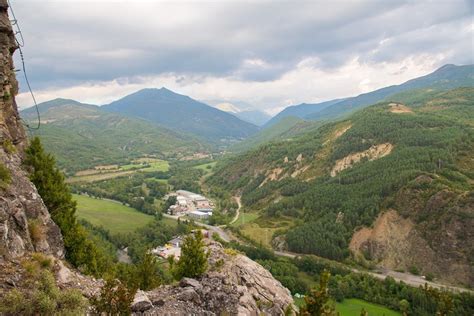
(102, 88, 259, 142)
(21, 98, 208, 172)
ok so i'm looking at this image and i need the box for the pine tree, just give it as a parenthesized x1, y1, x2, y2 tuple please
(136, 252, 161, 290)
(299, 270, 337, 316)
(24, 137, 76, 233)
(173, 230, 209, 279)
(24, 137, 107, 276)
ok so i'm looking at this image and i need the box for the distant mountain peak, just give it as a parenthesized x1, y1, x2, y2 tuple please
(102, 88, 258, 141)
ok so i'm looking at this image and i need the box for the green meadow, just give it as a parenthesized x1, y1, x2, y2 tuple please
(73, 194, 154, 234)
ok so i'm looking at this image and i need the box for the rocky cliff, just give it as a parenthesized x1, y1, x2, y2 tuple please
(132, 242, 294, 315)
(0, 0, 63, 263)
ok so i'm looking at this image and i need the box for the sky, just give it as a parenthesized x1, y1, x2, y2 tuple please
(12, 0, 474, 114)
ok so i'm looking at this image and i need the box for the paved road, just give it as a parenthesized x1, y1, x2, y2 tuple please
(163, 213, 231, 242)
(89, 196, 472, 294)
(275, 251, 472, 294)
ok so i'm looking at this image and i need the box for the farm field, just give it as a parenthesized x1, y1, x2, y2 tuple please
(193, 161, 217, 174)
(336, 298, 401, 316)
(68, 158, 170, 183)
(67, 170, 135, 183)
(121, 159, 169, 172)
(293, 297, 400, 316)
(230, 212, 259, 227)
(239, 222, 281, 248)
(73, 194, 154, 234)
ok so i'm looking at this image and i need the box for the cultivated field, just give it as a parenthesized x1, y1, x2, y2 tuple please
(73, 194, 154, 234)
(68, 158, 169, 183)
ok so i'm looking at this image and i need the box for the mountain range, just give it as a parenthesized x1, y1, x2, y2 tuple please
(203, 99, 271, 126)
(21, 98, 209, 172)
(236, 64, 474, 151)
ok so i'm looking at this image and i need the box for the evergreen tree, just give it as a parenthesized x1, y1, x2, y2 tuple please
(24, 137, 109, 276)
(91, 278, 136, 315)
(299, 270, 337, 316)
(136, 252, 161, 290)
(173, 230, 209, 279)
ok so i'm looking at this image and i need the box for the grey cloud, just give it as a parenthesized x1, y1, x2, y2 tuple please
(11, 0, 472, 92)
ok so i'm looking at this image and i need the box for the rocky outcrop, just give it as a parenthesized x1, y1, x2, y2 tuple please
(349, 209, 434, 269)
(0, 0, 64, 262)
(350, 184, 474, 287)
(132, 242, 294, 315)
(331, 143, 393, 177)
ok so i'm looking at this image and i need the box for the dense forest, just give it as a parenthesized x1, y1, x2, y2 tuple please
(208, 88, 474, 283)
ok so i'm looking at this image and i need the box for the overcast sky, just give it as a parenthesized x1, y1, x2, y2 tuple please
(12, 0, 473, 114)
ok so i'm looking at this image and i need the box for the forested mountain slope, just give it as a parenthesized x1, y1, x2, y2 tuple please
(231, 116, 321, 152)
(208, 87, 474, 286)
(103, 88, 259, 142)
(264, 99, 344, 127)
(235, 64, 473, 152)
(306, 64, 474, 121)
(21, 99, 208, 172)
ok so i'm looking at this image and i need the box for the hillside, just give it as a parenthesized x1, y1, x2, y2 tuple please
(21, 98, 207, 172)
(231, 116, 320, 152)
(265, 64, 473, 129)
(265, 99, 344, 127)
(102, 88, 259, 142)
(306, 64, 474, 121)
(208, 87, 474, 286)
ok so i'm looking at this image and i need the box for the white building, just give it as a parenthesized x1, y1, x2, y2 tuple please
(188, 210, 210, 220)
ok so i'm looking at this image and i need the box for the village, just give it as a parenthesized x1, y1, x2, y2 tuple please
(166, 190, 214, 221)
(152, 190, 214, 260)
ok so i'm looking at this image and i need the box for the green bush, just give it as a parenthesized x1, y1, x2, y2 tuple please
(91, 278, 136, 315)
(0, 268, 87, 315)
(408, 265, 420, 275)
(0, 162, 10, 189)
(2, 139, 16, 154)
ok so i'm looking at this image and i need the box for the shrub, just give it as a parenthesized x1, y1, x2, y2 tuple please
(28, 220, 45, 246)
(0, 289, 27, 314)
(0, 269, 87, 316)
(2, 139, 16, 154)
(91, 278, 136, 315)
(408, 265, 420, 275)
(0, 162, 10, 189)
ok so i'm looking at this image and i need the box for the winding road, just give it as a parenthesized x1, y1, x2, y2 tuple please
(228, 196, 242, 225)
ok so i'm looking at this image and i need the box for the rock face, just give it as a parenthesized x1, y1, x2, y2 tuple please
(132, 242, 294, 315)
(0, 0, 64, 262)
(350, 184, 474, 287)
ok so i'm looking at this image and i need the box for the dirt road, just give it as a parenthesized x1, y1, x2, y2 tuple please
(228, 196, 242, 225)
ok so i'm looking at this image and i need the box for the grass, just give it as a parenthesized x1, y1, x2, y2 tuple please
(120, 159, 169, 172)
(240, 223, 281, 248)
(293, 297, 400, 316)
(67, 170, 135, 183)
(68, 159, 169, 183)
(73, 194, 154, 234)
(336, 298, 401, 316)
(193, 162, 217, 174)
(231, 212, 259, 227)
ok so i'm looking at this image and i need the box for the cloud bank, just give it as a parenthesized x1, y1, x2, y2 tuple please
(12, 0, 473, 113)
